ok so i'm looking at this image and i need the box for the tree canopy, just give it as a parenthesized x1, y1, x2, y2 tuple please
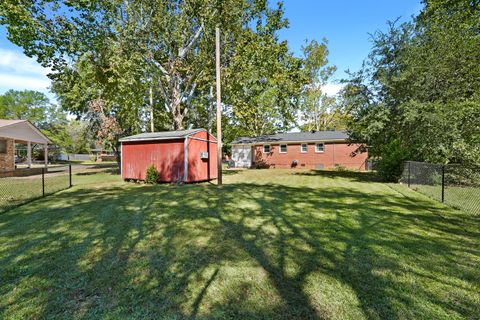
(341, 0, 480, 181)
(0, 0, 311, 152)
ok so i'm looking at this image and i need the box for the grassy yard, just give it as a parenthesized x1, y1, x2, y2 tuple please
(0, 168, 479, 319)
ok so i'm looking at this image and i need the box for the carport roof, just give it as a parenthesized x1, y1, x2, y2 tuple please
(231, 130, 349, 145)
(119, 128, 206, 142)
(0, 119, 52, 144)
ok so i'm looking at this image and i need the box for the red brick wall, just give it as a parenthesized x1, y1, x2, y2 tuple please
(0, 138, 14, 172)
(252, 142, 368, 170)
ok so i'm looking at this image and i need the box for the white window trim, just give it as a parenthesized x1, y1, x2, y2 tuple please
(263, 144, 271, 153)
(315, 143, 325, 153)
(300, 143, 308, 153)
(279, 144, 288, 153)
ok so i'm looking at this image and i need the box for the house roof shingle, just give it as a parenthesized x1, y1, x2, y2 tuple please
(231, 130, 349, 145)
(119, 129, 205, 142)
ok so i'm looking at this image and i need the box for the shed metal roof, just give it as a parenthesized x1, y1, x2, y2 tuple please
(231, 130, 349, 145)
(119, 128, 205, 142)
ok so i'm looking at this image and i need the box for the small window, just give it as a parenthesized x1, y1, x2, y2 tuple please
(0, 140, 6, 154)
(263, 145, 270, 153)
(315, 143, 325, 153)
(280, 144, 287, 153)
(301, 144, 308, 153)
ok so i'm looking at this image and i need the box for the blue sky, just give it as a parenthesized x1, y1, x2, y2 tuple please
(0, 0, 422, 99)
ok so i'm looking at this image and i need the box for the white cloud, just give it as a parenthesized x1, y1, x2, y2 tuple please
(0, 73, 51, 91)
(0, 48, 52, 94)
(0, 48, 51, 76)
(322, 83, 344, 96)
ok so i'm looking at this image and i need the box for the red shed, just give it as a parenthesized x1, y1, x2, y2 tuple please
(120, 129, 218, 183)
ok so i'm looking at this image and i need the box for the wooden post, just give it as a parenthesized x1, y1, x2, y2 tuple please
(215, 26, 223, 185)
(27, 141, 32, 168)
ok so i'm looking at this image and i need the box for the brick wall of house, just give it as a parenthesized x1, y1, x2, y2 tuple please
(0, 138, 14, 172)
(252, 142, 368, 170)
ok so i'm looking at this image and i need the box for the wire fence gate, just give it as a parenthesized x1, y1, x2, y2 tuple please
(0, 165, 72, 213)
(400, 161, 480, 215)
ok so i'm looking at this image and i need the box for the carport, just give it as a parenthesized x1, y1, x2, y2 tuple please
(0, 120, 52, 172)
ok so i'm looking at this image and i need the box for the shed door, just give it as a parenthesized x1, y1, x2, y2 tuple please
(232, 145, 252, 168)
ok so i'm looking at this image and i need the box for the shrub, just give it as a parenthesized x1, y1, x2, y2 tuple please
(334, 165, 348, 172)
(145, 165, 159, 184)
(376, 139, 410, 182)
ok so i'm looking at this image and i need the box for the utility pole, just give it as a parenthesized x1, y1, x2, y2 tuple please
(216, 26, 223, 185)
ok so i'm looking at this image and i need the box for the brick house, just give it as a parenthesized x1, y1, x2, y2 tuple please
(231, 130, 368, 170)
(0, 120, 52, 172)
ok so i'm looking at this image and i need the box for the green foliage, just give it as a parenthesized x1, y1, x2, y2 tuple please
(342, 0, 480, 180)
(223, 27, 306, 137)
(0, 89, 51, 126)
(145, 165, 159, 184)
(0, 0, 305, 139)
(299, 39, 342, 131)
(375, 140, 410, 182)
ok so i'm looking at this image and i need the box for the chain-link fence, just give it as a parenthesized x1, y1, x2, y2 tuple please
(0, 165, 72, 213)
(400, 161, 480, 215)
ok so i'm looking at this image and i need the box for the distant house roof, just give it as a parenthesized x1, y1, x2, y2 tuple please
(119, 128, 206, 142)
(231, 130, 349, 145)
(0, 119, 52, 144)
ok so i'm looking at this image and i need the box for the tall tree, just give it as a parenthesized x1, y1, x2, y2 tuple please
(299, 39, 337, 131)
(0, 89, 51, 125)
(342, 0, 480, 181)
(0, 0, 297, 131)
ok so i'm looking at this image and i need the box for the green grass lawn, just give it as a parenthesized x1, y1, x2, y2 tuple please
(0, 169, 479, 319)
(410, 184, 480, 215)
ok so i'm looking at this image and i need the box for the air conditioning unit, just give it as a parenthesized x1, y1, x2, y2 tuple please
(200, 152, 209, 159)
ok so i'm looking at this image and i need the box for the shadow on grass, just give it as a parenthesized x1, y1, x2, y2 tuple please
(0, 178, 479, 319)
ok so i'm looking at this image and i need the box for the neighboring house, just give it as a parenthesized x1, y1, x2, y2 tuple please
(0, 119, 52, 172)
(120, 129, 218, 183)
(231, 130, 368, 170)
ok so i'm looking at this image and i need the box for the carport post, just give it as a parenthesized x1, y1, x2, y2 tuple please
(27, 141, 32, 168)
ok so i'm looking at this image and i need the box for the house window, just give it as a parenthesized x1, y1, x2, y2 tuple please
(263, 145, 270, 153)
(301, 143, 308, 153)
(0, 140, 6, 154)
(315, 143, 325, 153)
(280, 144, 287, 153)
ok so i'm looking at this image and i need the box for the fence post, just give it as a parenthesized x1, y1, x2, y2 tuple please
(407, 161, 411, 187)
(42, 167, 45, 197)
(441, 165, 445, 203)
(69, 164, 72, 188)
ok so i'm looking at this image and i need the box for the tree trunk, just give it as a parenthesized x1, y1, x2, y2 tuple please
(149, 86, 154, 132)
(171, 78, 184, 130)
